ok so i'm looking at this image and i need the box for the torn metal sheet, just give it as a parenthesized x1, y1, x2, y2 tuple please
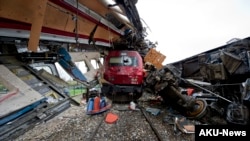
(0, 65, 45, 118)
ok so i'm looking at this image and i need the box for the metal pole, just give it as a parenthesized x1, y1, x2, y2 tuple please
(180, 78, 232, 103)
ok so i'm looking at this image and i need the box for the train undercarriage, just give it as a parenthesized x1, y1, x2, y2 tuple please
(143, 37, 250, 125)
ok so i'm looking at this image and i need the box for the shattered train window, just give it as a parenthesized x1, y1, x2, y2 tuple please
(109, 56, 137, 66)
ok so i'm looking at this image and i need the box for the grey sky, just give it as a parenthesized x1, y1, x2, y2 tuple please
(137, 0, 250, 64)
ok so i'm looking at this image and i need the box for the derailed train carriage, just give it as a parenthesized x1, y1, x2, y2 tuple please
(143, 37, 250, 125)
(0, 0, 152, 140)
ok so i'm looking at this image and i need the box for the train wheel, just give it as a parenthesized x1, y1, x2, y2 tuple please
(186, 99, 207, 119)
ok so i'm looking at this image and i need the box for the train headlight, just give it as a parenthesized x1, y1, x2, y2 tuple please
(131, 77, 138, 84)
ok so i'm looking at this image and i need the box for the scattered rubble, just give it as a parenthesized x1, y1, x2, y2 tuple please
(14, 94, 197, 141)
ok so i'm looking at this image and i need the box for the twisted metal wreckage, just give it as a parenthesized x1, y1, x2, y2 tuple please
(143, 37, 250, 125)
(0, 0, 154, 140)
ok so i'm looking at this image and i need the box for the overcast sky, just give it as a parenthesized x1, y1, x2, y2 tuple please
(136, 0, 250, 64)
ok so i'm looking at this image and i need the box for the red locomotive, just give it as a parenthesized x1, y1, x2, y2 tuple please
(101, 50, 145, 102)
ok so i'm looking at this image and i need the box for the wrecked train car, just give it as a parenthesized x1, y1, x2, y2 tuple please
(0, 0, 154, 140)
(143, 37, 250, 125)
(171, 37, 250, 125)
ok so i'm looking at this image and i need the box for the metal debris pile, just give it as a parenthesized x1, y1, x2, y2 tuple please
(142, 63, 250, 125)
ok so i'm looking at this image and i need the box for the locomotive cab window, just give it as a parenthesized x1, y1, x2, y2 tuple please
(109, 56, 137, 66)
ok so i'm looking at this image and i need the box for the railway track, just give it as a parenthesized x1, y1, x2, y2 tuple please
(15, 100, 195, 141)
(86, 102, 164, 141)
(84, 101, 195, 141)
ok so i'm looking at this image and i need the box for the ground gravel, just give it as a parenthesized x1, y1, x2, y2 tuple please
(14, 95, 195, 141)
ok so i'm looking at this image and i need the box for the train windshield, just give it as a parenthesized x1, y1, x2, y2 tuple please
(109, 56, 138, 66)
